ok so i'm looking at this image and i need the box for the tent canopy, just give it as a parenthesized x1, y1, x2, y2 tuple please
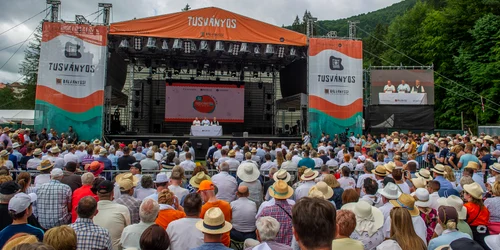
(0, 110, 34, 125)
(110, 7, 307, 46)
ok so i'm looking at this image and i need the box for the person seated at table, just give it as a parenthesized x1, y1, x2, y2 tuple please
(211, 117, 219, 126)
(383, 80, 395, 93)
(193, 117, 201, 126)
(397, 80, 410, 93)
(201, 117, 210, 126)
(411, 80, 425, 93)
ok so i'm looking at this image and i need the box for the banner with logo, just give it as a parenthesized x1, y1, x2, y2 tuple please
(165, 83, 245, 123)
(308, 38, 363, 144)
(35, 23, 107, 140)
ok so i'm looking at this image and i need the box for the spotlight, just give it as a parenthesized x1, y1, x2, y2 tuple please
(184, 41, 191, 53)
(196, 69, 202, 77)
(146, 37, 156, 51)
(253, 71, 258, 78)
(289, 47, 297, 58)
(161, 39, 169, 51)
(174, 69, 180, 75)
(119, 39, 129, 50)
(134, 37, 142, 51)
(277, 46, 285, 58)
(215, 41, 225, 52)
(231, 71, 237, 77)
(240, 43, 250, 54)
(230, 43, 240, 56)
(172, 39, 182, 50)
(254, 45, 261, 57)
(199, 40, 209, 52)
(265, 44, 274, 57)
(167, 71, 172, 78)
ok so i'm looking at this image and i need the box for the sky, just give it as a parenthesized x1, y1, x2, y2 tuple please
(0, 0, 401, 83)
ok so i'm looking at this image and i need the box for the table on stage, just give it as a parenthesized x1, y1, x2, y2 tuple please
(379, 93, 428, 105)
(190, 125, 223, 136)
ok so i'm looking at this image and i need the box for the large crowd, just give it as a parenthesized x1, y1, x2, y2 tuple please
(0, 126, 498, 250)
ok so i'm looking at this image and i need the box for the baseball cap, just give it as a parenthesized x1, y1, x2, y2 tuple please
(0, 181, 20, 195)
(96, 180, 114, 194)
(130, 163, 142, 171)
(217, 144, 222, 149)
(50, 168, 64, 177)
(154, 173, 169, 184)
(198, 180, 215, 192)
(8, 193, 37, 213)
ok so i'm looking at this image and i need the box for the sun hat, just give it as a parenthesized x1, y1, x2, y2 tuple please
(384, 162, 396, 173)
(50, 168, 64, 177)
(464, 161, 479, 170)
(117, 179, 135, 192)
(437, 195, 467, 220)
(431, 164, 446, 175)
(0, 181, 20, 195)
(154, 173, 170, 184)
(301, 168, 319, 181)
(393, 138, 400, 143)
(251, 148, 257, 153)
(189, 172, 211, 188)
(99, 148, 108, 156)
(11, 142, 20, 149)
(228, 150, 236, 157)
(197, 180, 215, 192)
(37, 159, 54, 171)
(115, 173, 139, 186)
(490, 163, 500, 173)
(390, 193, 420, 216)
(268, 180, 294, 199)
(308, 181, 333, 199)
(0, 150, 8, 157)
(414, 188, 432, 208)
(411, 177, 428, 189)
(463, 182, 483, 199)
(33, 148, 42, 156)
(195, 207, 232, 234)
(2, 127, 9, 133)
(429, 140, 435, 144)
(485, 234, 500, 250)
(377, 182, 402, 200)
(171, 140, 178, 145)
(415, 169, 433, 180)
(372, 165, 387, 177)
(484, 135, 494, 143)
(341, 200, 384, 236)
(85, 161, 104, 177)
(358, 155, 366, 162)
(93, 139, 101, 145)
(273, 169, 291, 183)
(50, 147, 61, 154)
(237, 162, 260, 182)
(8, 193, 37, 213)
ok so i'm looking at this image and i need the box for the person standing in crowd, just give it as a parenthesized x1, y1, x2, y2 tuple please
(70, 196, 112, 250)
(332, 210, 364, 250)
(66, 126, 78, 144)
(376, 207, 426, 250)
(414, 188, 437, 243)
(230, 186, 257, 242)
(27, 148, 42, 170)
(237, 162, 263, 207)
(36, 168, 72, 230)
(356, 161, 375, 196)
(211, 162, 238, 203)
(457, 143, 480, 169)
(338, 166, 356, 190)
(485, 179, 500, 234)
(342, 200, 384, 249)
(114, 175, 141, 224)
(360, 178, 383, 207)
(198, 180, 232, 247)
(192, 207, 232, 250)
(463, 182, 490, 249)
(168, 171, 189, 202)
(247, 216, 293, 250)
(295, 169, 319, 201)
(140, 151, 159, 171)
(43, 225, 77, 250)
(431, 164, 454, 191)
(464, 161, 487, 192)
(117, 147, 136, 170)
(120, 198, 160, 250)
(297, 150, 315, 169)
(166, 193, 204, 250)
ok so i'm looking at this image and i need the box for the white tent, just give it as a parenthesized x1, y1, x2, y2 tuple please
(0, 110, 34, 126)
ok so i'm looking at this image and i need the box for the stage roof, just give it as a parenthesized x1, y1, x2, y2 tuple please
(110, 7, 307, 46)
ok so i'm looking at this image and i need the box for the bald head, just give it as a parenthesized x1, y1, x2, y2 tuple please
(237, 185, 249, 197)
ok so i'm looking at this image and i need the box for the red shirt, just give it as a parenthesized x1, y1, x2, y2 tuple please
(71, 185, 98, 222)
(465, 202, 490, 226)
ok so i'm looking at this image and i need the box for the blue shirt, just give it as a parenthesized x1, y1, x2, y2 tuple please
(107, 154, 118, 168)
(0, 224, 44, 248)
(472, 173, 487, 192)
(191, 242, 232, 250)
(435, 176, 454, 191)
(458, 154, 480, 169)
(297, 157, 315, 169)
(428, 230, 471, 250)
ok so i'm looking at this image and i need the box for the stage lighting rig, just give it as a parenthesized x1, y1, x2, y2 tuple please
(146, 38, 156, 52)
(254, 45, 261, 57)
(199, 40, 209, 52)
(173, 39, 182, 51)
(119, 39, 129, 51)
(265, 44, 275, 57)
(134, 37, 142, 51)
(289, 47, 297, 58)
(277, 46, 285, 58)
(240, 43, 250, 54)
(253, 71, 259, 78)
(161, 40, 169, 51)
(231, 71, 237, 77)
(215, 41, 225, 52)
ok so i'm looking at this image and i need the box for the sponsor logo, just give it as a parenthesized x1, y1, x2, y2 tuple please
(329, 56, 344, 70)
(188, 16, 237, 29)
(64, 42, 82, 58)
(193, 95, 216, 113)
(48, 63, 97, 73)
(324, 88, 349, 95)
(54, 78, 87, 86)
(317, 74, 356, 83)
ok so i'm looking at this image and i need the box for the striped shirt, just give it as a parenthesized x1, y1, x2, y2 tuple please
(70, 218, 112, 250)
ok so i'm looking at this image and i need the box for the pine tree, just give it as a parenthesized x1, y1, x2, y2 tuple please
(181, 4, 191, 12)
(18, 24, 42, 109)
(291, 15, 302, 32)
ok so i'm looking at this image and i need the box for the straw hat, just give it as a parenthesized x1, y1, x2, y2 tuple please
(237, 162, 260, 182)
(50, 147, 61, 154)
(251, 148, 257, 153)
(273, 169, 291, 183)
(189, 172, 211, 188)
(115, 173, 139, 186)
(11, 142, 20, 149)
(390, 193, 420, 216)
(377, 182, 401, 200)
(0, 150, 8, 157)
(301, 168, 319, 181)
(415, 169, 433, 180)
(308, 181, 333, 199)
(33, 148, 42, 156)
(437, 195, 467, 220)
(93, 139, 101, 145)
(2, 234, 38, 249)
(195, 207, 232, 234)
(117, 179, 135, 192)
(393, 138, 400, 143)
(414, 188, 432, 208)
(484, 135, 494, 143)
(171, 140, 178, 145)
(431, 164, 445, 175)
(476, 139, 484, 144)
(342, 200, 384, 236)
(372, 165, 387, 177)
(463, 182, 483, 199)
(490, 163, 500, 173)
(99, 148, 108, 156)
(384, 162, 396, 173)
(2, 127, 9, 133)
(228, 150, 236, 157)
(37, 159, 54, 171)
(411, 177, 427, 189)
(464, 161, 479, 170)
(268, 180, 294, 199)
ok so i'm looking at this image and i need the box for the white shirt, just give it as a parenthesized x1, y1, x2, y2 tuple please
(340, 162, 354, 171)
(397, 83, 410, 93)
(140, 158, 159, 170)
(291, 155, 302, 165)
(193, 120, 201, 126)
(383, 214, 427, 244)
(211, 172, 238, 203)
(120, 221, 155, 250)
(216, 156, 229, 167)
(235, 152, 244, 162)
(94, 200, 131, 250)
(256, 198, 295, 218)
(201, 119, 210, 126)
(23, 134, 31, 142)
(27, 157, 42, 170)
(231, 197, 257, 232)
(34, 174, 51, 187)
(338, 176, 356, 190)
(356, 173, 376, 196)
(75, 150, 88, 163)
(429, 192, 440, 211)
(225, 158, 241, 171)
(384, 85, 395, 93)
(294, 181, 316, 201)
(167, 218, 204, 250)
(260, 161, 278, 171)
(351, 227, 385, 250)
(63, 152, 79, 165)
(326, 158, 339, 167)
(397, 182, 411, 194)
(134, 188, 156, 201)
(313, 158, 323, 168)
(281, 161, 298, 171)
(179, 160, 196, 171)
(133, 152, 146, 162)
(378, 202, 394, 220)
(168, 185, 189, 200)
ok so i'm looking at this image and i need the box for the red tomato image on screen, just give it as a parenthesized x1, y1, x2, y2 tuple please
(193, 95, 216, 113)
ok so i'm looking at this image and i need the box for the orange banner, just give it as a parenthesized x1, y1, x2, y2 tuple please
(110, 7, 307, 46)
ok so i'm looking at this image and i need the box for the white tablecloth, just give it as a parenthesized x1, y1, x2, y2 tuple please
(190, 126, 223, 136)
(379, 93, 428, 105)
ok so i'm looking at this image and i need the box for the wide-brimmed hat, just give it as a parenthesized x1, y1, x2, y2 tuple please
(465, 161, 479, 170)
(50, 147, 60, 154)
(372, 165, 387, 177)
(414, 188, 432, 208)
(431, 164, 446, 175)
(393, 138, 400, 143)
(273, 169, 291, 183)
(2, 127, 9, 133)
(301, 168, 319, 181)
(436, 238, 484, 250)
(416, 169, 433, 180)
(11, 142, 20, 149)
(463, 182, 483, 199)
(237, 162, 260, 182)
(342, 200, 384, 236)
(251, 148, 257, 153)
(117, 179, 135, 192)
(85, 161, 104, 177)
(32, 148, 42, 156)
(490, 163, 500, 173)
(484, 135, 494, 143)
(154, 173, 169, 184)
(377, 182, 401, 200)
(384, 162, 396, 173)
(228, 150, 236, 157)
(411, 177, 427, 189)
(99, 148, 108, 156)
(115, 173, 139, 186)
(437, 195, 467, 220)
(37, 159, 54, 171)
(0, 150, 8, 157)
(93, 139, 101, 145)
(171, 140, 178, 145)
(268, 180, 294, 199)
(390, 193, 420, 216)
(195, 207, 232, 234)
(308, 181, 333, 199)
(189, 172, 211, 188)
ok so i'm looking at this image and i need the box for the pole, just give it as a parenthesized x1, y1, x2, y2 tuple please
(461, 111, 464, 131)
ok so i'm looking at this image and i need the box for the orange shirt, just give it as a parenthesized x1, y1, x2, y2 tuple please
(200, 200, 232, 247)
(156, 209, 186, 230)
(464, 202, 490, 226)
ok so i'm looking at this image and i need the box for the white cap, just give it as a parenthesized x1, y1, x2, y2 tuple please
(50, 168, 64, 177)
(8, 193, 37, 213)
(154, 173, 169, 183)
